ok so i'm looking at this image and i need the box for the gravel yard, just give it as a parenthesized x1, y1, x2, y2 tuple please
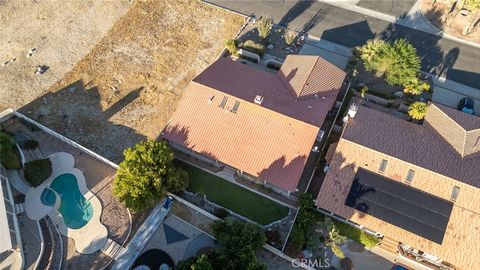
(15, 0, 244, 162)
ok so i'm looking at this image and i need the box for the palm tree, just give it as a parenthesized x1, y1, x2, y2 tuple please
(408, 102, 428, 120)
(403, 78, 430, 95)
(256, 17, 273, 39)
(284, 29, 297, 46)
(326, 223, 347, 259)
(357, 39, 420, 86)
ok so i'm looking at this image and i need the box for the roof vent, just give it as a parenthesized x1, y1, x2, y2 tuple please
(254, 95, 264, 105)
(347, 103, 358, 118)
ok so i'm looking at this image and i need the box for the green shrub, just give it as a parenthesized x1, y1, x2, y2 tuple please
(239, 40, 265, 56)
(225, 39, 238, 55)
(0, 132, 20, 170)
(214, 208, 229, 219)
(256, 17, 273, 39)
(1, 150, 21, 170)
(333, 221, 380, 248)
(24, 159, 52, 186)
(25, 139, 39, 150)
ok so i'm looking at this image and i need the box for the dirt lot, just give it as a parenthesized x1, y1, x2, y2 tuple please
(16, 0, 244, 162)
(421, 0, 480, 43)
(0, 0, 132, 110)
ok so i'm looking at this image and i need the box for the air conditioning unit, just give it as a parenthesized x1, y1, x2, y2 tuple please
(254, 95, 264, 105)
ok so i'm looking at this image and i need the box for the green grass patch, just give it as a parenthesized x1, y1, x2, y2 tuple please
(175, 160, 289, 225)
(333, 220, 380, 248)
(24, 159, 52, 187)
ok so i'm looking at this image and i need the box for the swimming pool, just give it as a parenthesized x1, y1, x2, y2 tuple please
(50, 173, 93, 229)
(40, 188, 56, 207)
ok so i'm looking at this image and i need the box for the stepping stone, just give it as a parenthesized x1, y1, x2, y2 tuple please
(163, 224, 189, 244)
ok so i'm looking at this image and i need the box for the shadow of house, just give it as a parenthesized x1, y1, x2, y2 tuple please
(257, 155, 307, 194)
(161, 124, 219, 165)
(18, 79, 147, 163)
(321, 20, 375, 48)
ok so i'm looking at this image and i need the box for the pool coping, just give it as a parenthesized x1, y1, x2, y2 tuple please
(24, 152, 107, 254)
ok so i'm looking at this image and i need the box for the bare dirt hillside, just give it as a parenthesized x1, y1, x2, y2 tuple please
(19, 0, 244, 161)
(0, 0, 132, 110)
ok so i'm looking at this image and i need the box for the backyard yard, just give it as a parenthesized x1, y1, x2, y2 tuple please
(174, 160, 289, 226)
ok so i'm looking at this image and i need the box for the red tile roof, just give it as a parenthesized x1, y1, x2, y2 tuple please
(164, 57, 345, 191)
(278, 55, 346, 100)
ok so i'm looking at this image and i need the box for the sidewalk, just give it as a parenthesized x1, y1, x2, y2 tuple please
(318, 0, 480, 49)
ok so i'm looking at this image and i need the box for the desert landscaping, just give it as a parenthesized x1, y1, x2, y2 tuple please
(2, 0, 244, 162)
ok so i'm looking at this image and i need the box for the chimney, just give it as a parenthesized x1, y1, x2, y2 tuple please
(254, 95, 264, 105)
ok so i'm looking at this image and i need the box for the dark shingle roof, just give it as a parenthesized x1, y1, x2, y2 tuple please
(346, 168, 453, 244)
(432, 103, 480, 131)
(343, 106, 480, 188)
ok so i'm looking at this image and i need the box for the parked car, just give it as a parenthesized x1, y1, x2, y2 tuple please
(162, 196, 173, 211)
(457, 97, 475, 115)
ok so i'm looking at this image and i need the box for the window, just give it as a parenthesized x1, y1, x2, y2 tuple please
(219, 96, 228, 108)
(405, 169, 415, 184)
(378, 159, 388, 173)
(230, 100, 240, 113)
(450, 186, 460, 201)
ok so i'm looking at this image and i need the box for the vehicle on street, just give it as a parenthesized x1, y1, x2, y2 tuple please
(457, 97, 475, 115)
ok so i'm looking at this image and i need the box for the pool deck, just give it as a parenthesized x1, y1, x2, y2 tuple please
(25, 152, 107, 254)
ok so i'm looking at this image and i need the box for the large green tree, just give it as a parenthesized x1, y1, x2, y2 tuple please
(357, 39, 421, 86)
(178, 220, 267, 270)
(113, 140, 188, 211)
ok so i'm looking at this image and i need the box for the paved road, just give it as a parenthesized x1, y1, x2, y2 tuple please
(207, 0, 480, 90)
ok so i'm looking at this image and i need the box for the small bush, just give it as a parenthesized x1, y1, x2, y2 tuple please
(265, 230, 281, 246)
(284, 29, 297, 46)
(25, 140, 39, 150)
(214, 208, 229, 219)
(225, 39, 238, 55)
(24, 159, 52, 187)
(240, 40, 265, 56)
(0, 132, 20, 170)
(1, 151, 20, 170)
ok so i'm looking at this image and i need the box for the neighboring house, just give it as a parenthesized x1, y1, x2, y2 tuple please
(316, 102, 480, 270)
(0, 168, 23, 270)
(163, 55, 346, 195)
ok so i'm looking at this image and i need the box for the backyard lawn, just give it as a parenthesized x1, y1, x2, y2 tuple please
(174, 160, 290, 226)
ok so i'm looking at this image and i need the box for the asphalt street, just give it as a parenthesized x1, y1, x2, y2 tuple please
(207, 0, 480, 90)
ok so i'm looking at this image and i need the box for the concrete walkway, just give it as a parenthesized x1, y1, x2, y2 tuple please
(318, 0, 480, 49)
(6, 170, 30, 195)
(112, 201, 170, 270)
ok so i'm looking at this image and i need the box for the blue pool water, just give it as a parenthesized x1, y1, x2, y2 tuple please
(40, 188, 56, 207)
(49, 173, 93, 229)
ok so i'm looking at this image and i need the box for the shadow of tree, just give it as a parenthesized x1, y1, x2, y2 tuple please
(18, 79, 147, 162)
(278, 0, 316, 28)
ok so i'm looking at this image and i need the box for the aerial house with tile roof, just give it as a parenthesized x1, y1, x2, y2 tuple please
(162, 55, 346, 195)
(316, 102, 480, 270)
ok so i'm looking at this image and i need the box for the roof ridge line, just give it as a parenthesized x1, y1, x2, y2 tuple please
(300, 56, 321, 96)
(196, 81, 321, 130)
